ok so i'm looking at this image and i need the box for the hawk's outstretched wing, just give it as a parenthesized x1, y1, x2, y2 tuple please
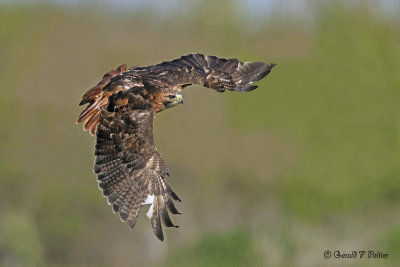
(78, 54, 276, 135)
(95, 103, 180, 241)
(143, 53, 276, 92)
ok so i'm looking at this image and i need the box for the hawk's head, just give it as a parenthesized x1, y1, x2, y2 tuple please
(162, 91, 183, 109)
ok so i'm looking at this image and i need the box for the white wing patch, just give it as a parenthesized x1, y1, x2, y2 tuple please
(142, 194, 154, 205)
(143, 194, 155, 220)
(146, 202, 154, 220)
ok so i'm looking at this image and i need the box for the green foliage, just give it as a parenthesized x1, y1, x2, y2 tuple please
(382, 226, 400, 261)
(0, 213, 44, 267)
(166, 230, 262, 267)
(0, 1, 399, 266)
(226, 6, 400, 222)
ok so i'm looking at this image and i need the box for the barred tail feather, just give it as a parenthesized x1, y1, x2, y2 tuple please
(79, 97, 107, 135)
(77, 64, 127, 135)
(79, 64, 127, 106)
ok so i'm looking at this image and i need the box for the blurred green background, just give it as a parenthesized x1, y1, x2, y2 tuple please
(0, 0, 399, 266)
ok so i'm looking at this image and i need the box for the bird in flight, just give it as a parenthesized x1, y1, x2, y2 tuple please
(77, 53, 276, 241)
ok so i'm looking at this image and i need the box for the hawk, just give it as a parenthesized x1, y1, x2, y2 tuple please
(77, 54, 276, 241)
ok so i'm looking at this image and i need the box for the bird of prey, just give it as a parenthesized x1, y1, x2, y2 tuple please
(77, 53, 276, 241)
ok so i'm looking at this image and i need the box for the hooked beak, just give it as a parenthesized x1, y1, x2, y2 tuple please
(177, 94, 184, 104)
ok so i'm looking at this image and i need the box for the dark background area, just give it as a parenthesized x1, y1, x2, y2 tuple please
(0, 0, 399, 266)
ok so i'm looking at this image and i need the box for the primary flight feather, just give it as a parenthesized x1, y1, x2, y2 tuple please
(77, 53, 276, 241)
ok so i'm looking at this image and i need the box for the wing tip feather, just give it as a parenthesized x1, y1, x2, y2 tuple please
(229, 61, 276, 92)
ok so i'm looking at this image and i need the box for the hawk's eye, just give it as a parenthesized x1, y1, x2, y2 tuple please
(168, 95, 176, 100)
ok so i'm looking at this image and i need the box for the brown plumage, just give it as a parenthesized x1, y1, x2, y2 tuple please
(77, 53, 276, 241)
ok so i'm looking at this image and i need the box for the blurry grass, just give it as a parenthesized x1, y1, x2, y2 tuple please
(165, 229, 262, 267)
(0, 2, 399, 267)
(0, 213, 44, 267)
(381, 226, 400, 261)
(226, 6, 400, 222)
